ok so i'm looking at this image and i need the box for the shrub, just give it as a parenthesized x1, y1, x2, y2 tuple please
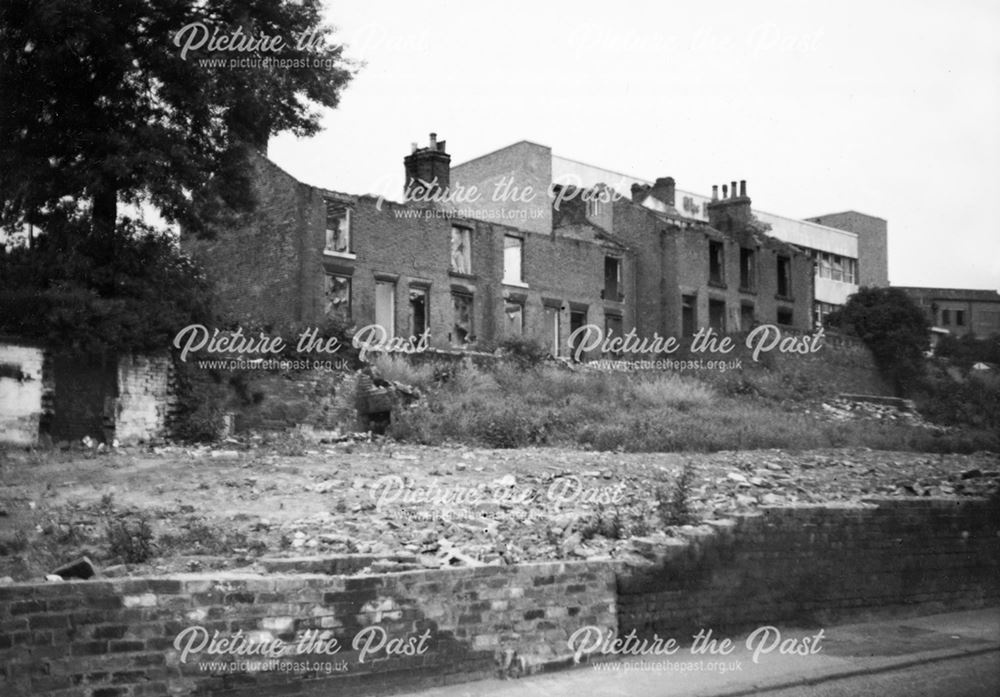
(657, 462, 699, 527)
(170, 363, 230, 442)
(106, 516, 155, 564)
(825, 287, 928, 395)
(497, 336, 550, 368)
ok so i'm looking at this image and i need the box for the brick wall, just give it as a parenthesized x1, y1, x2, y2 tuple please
(115, 354, 172, 444)
(1, 501, 995, 696)
(0, 562, 616, 697)
(618, 499, 1000, 637)
(449, 141, 554, 236)
(184, 156, 310, 329)
(1, 342, 173, 446)
(48, 353, 117, 444)
(0, 341, 45, 445)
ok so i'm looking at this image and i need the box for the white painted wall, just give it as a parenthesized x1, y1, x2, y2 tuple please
(0, 343, 45, 445)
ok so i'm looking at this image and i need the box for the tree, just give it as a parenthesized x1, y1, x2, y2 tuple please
(0, 0, 354, 236)
(0, 209, 213, 354)
(825, 287, 929, 395)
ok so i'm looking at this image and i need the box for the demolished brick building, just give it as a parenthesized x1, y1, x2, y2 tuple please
(185, 135, 814, 356)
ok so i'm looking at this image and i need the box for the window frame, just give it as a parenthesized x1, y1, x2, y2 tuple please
(323, 272, 352, 320)
(450, 226, 472, 275)
(324, 205, 353, 258)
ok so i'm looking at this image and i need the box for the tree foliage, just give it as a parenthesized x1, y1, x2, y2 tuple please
(0, 0, 354, 235)
(0, 211, 213, 354)
(934, 333, 1000, 370)
(825, 286, 929, 395)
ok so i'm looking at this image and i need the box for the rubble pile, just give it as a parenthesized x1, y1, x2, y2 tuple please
(1, 443, 997, 582)
(819, 394, 940, 429)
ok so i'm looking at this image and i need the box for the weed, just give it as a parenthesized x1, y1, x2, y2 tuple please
(657, 462, 699, 527)
(106, 516, 155, 563)
(0, 529, 30, 556)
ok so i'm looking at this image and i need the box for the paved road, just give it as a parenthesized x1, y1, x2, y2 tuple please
(759, 652, 1000, 697)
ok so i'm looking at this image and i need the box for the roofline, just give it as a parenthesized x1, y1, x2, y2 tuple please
(451, 140, 552, 170)
(806, 210, 888, 223)
(894, 286, 1000, 296)
(551, 153, 653, 186)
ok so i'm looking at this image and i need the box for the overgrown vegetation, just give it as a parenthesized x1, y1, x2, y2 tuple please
(825, 287, 929, 396)
(0, 212, 212, 354)
(934, 333, 1000, 370)
(388, 359, 999, 453)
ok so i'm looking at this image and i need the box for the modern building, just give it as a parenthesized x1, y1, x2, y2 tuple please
(451, 140, 888, 327)
(895, 287, 1000, 338)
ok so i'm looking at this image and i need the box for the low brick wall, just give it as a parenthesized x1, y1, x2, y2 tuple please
(618, 498, 1000, 636)
(1, 499, 997, 697)
(0, 562, 616, 697)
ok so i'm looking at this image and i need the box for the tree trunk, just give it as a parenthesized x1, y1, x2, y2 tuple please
(92, 184, 117, 237)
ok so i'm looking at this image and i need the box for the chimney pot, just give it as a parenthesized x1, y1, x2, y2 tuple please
(712, 185, 719, 201)
(411, 142, 418, 154)
(739, 180, 747, 197)
(722, 184, 728, 199)
(730, 181, 737, 199)
(429, 132, 437, 148)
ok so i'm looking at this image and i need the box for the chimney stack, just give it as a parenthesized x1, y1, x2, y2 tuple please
(631, 182, 652, 203)
(707, 178, 753, 231)
(651, 176, 676, 207)
(404, 132, 451, 202)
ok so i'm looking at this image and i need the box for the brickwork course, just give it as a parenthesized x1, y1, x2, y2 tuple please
(0, 498, 996, 696)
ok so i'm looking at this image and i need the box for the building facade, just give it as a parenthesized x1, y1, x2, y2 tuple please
(188, 135, 818, 357)
(451, 140, 885, 328)
(186, 146, 636, 358)
(895, 287, 1000, 338)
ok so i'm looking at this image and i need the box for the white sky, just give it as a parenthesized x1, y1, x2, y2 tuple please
(269, 0, 1000, 290)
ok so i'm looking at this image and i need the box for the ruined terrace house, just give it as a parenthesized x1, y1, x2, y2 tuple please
(187, 135, 821, 353)
(185, 135, 636, 358)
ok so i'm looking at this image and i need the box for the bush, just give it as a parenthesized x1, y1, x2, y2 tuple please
(497, 336, 550, 369)
(106, 516, 155, 564)
(170, 363, 230, 442)
(825, 287, 928, 396)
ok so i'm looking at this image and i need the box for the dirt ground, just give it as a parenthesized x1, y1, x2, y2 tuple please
(0, 440, 997, 581)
